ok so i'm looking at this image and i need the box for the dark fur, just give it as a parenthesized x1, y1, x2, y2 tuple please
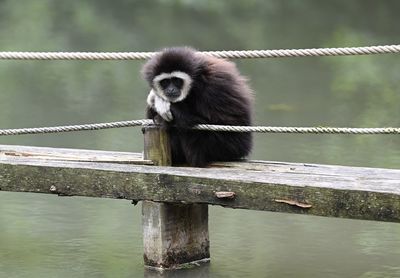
(142, 47, 253, 167)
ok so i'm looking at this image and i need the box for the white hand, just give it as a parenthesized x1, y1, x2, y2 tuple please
(147, 89, 173, 121)
(154, 94, 173, 121)
(147, 90, 156, 106)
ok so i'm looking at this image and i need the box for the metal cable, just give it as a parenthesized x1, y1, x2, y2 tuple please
(0, 120, 398, 136)
(0, 45, 399, 60)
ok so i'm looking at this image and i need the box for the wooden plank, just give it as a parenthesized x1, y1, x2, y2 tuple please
(0, 144, 153, 165)
(0, 145, 399, 222)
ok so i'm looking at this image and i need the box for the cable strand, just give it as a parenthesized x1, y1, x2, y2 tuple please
(1, 45, 400, 60)
(0, 120, 398, 136)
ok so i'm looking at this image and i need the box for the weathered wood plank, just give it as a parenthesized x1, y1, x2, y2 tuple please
(0, 144, 153, 165)
(0, 145, 399, 222)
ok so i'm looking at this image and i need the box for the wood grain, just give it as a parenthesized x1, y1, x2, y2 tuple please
(1, 144, 399, 222)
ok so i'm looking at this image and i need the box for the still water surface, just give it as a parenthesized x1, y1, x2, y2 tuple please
(1, 192, 400, 278)
(0, 1, 399, 277)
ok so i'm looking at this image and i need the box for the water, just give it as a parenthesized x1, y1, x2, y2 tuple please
(1, 193, 400, 278)
(0, 1, 399, 277)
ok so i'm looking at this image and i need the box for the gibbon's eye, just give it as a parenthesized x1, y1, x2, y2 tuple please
(171, 77, 184, 89)
(159, 79, 171, 89)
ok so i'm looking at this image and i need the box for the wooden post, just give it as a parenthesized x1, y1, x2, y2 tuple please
(142, 125, 210, 269)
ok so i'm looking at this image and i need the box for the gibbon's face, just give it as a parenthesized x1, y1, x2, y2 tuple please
(153, 71, 192, 103)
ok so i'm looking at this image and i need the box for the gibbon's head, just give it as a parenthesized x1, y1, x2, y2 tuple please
(142, 47, 204, 103)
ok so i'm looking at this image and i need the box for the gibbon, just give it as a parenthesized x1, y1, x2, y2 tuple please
(142, 47, 253, 167)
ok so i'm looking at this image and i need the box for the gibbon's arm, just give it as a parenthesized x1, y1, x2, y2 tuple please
(154, 96, 173, 122)
(202, 84, 252, 126)
(145, 92, 164, 125)
(146, 89, 156, 107)
(146, 90, 173, 122)
(145, 105, 158, 120)
(170, 103, 210, 128)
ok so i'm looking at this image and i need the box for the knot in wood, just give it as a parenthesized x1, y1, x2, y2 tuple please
(215, 191, 235, 199)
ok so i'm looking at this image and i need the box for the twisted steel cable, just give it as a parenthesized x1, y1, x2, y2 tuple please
(0, 120, 398, 136)
(0, 45, 399, 60)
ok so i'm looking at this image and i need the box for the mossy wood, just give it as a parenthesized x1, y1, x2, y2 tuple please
(0, 144, 399, 223)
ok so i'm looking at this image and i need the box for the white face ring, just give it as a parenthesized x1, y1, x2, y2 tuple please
(153, 71, 192, 103)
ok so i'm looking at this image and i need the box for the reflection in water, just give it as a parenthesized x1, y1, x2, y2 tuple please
(0, 1, 399, 277)
(0, 192, 399, 278)
(144, 264, 210, 278)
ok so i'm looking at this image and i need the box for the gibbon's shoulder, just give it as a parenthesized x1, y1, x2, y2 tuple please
(199, 55, 240, 77)
(197, 54, 253, 101)
(198, 54, 250, 91)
